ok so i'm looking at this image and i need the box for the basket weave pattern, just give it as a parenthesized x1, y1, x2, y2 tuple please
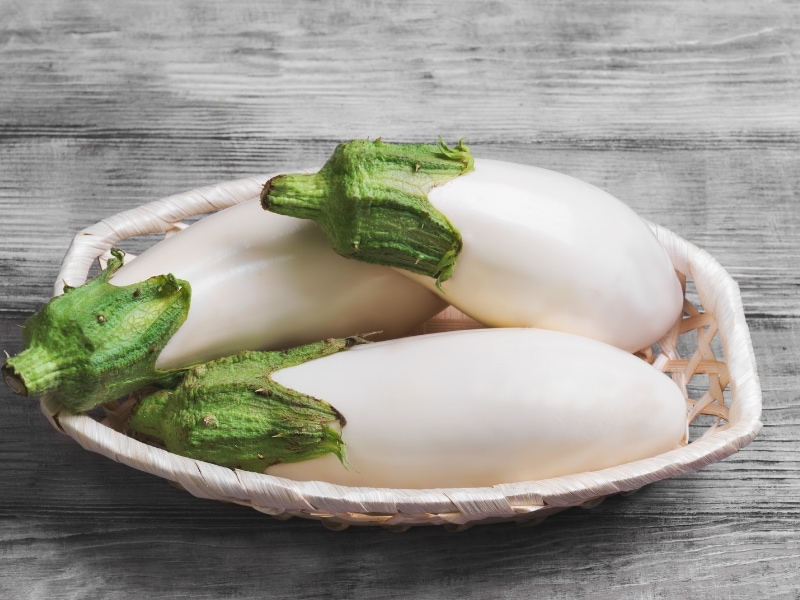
(40, 176, 763, 530)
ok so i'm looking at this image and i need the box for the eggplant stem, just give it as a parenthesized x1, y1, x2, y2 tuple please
(2, 363, 27, 396)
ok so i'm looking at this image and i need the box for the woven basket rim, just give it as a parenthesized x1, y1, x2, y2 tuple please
(39, 175, 764, 528)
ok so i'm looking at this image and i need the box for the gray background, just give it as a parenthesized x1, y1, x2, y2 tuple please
(1, 1, 798, 598)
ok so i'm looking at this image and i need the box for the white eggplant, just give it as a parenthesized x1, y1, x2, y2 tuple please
(2, 196, 446, 412)
(405, 159, 684, 352)
(262, 140, 684, 353)
(110, 198, 447, 371)
(264, 328, 688, 488)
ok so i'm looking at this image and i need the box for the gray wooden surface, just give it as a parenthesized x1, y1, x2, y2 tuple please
(1, 1, 798, 598)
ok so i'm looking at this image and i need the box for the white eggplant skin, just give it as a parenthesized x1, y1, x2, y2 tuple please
(110, 198, 447, 371)
(399, 159, 684, 353)
(266, 328, 688, 489)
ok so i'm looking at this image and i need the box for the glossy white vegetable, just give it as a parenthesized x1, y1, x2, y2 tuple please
(266, 328, 688, 488)
(401, 158, 685, 353)
(262, 142, 685, 353)
(111, 198, 447, 371)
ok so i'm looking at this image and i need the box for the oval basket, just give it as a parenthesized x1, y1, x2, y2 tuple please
(39, 175, 763, 531)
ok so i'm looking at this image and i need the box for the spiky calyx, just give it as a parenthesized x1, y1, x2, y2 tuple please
(2, 249, 191, 412)
(128, 336, 370, 472)
(260, 138, 473, 286)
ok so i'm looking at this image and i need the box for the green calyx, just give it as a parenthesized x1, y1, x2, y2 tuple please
(260, 138, 474, 286)
(1, 249, 191, 413)
(128, 336, 369, 472)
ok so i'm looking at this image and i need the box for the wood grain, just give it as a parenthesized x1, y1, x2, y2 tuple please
(1, 1, 799, 598)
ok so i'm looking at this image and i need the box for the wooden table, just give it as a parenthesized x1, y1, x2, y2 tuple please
(1, 1, 797, 597)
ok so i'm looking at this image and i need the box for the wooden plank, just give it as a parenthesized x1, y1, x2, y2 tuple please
(1, 0, 798, 598)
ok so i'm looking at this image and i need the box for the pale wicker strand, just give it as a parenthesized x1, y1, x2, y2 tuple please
(56, 409, 229, 501)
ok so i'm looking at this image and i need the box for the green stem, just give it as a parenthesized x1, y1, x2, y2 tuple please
(2, 344, 70, 398)
(261, 171, 331, 223)
(261, 138, 473, 286)
(2, 249, 191, 412)
(128, 336, 369, 472)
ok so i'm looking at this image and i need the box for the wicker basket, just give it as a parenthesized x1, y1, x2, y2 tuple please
(39, 176, 763, 531)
